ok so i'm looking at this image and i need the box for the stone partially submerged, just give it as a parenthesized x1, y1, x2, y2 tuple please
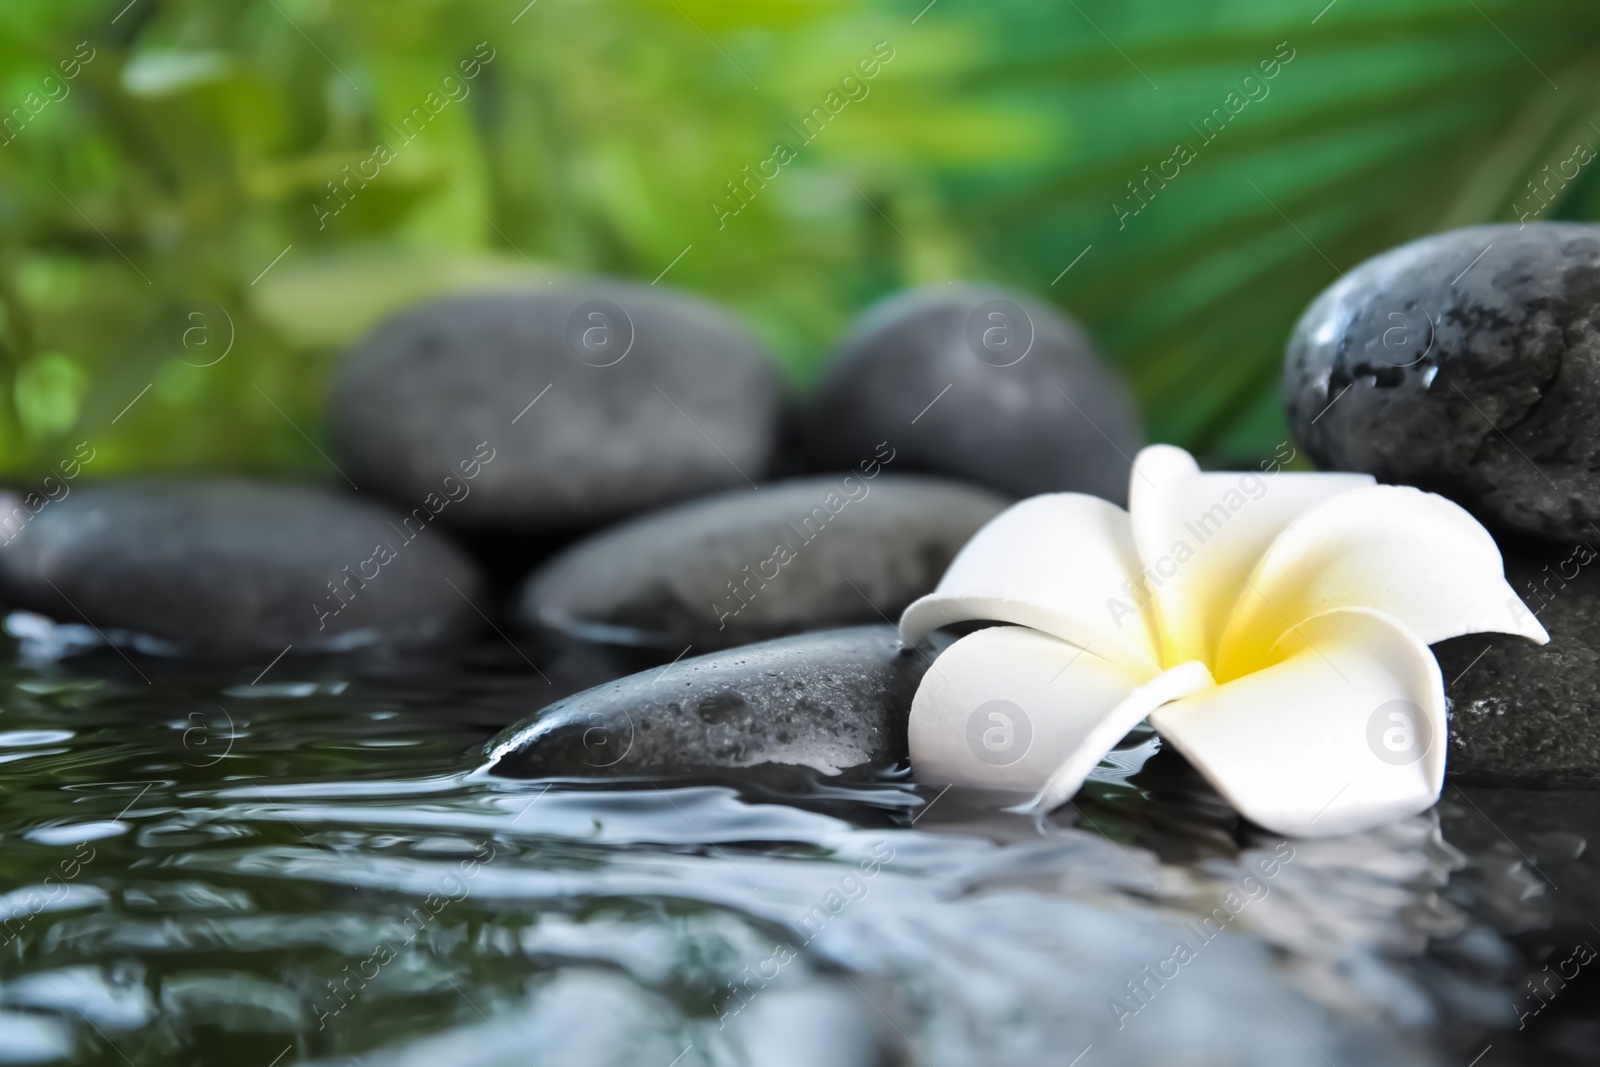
(1435, 533, 1600, 786)
(483, 626, 948, 779)
(0, 480, 484, 656)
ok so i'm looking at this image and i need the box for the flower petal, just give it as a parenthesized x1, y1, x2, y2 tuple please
(1214, 485, 1548, 681)
(908, 625, 1155, 794)
(1128, 445, 1374, 666)
(898, 494, 1161, 674)
(1149, 608, 1446, 838)
(1013, 658, 1215, 815)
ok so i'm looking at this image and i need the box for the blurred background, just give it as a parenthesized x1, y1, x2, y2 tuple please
(4, 0, 1600, 477)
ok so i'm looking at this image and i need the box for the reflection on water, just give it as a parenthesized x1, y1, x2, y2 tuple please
(0, 636, 1596, 1067)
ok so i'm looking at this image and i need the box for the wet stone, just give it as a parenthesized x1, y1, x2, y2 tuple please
(794, 284, 1143, 504)
(517, 473, 1010, 650)
(483, 626, 948, 778)
(1285, 222, 1600, 541)
(331, 282, 783, 531)
(1434, 533, 1600, 786)
(0, 480, 484, 656)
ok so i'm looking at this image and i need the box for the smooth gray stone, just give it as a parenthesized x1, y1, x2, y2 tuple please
(518, 474, 1010, 650)
(1285, 223, 1600, 541)
(1434, 534, 1600, 786)
(483, 626, 946, 778)
(0, 480, 483, 656)
(795, 284, 1142, 504)
(331, 282, 782, 530)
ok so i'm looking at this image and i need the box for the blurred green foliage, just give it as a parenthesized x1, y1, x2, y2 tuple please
(2, 0, 1599, 477)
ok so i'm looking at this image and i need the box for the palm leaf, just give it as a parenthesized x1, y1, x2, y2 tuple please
(1, 0, 1598, 472)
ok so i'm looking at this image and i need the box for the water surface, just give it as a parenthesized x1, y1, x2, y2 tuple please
(1, 626, 1596, 1066)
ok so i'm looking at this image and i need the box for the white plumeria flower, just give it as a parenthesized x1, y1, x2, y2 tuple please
(898, 445, 1549, 838)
